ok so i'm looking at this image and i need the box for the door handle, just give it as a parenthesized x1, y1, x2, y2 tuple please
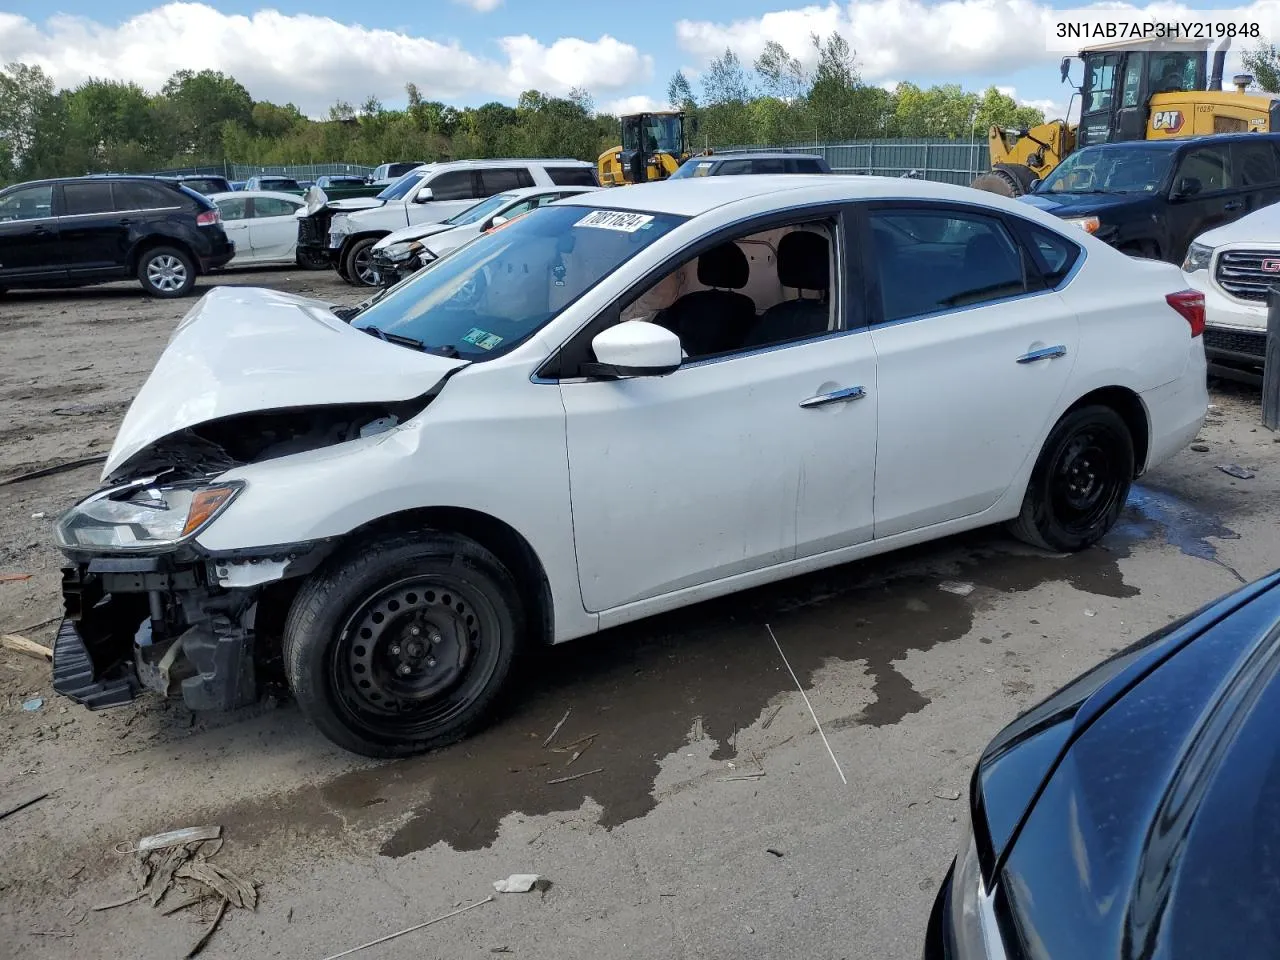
(1016, 345, 1067, 364)
(118, 218, 133, 226)
(1224, 200, 1244, 212)
(31, 225, 49, 235)
(799, 385, 866, 408)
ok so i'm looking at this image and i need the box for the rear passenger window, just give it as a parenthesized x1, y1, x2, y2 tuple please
(428, 171, 476, 201)
(253, 197, 298, 218)
(479, 169, 533, 195)
(547, 167, 598, 187)
(715, 160, 752, 176)
(1232, 142, 1280, 186)
(112, 182, 176, 211)
(871, 209, 1029, 322)
(216, 197, 248, 221)
(62, 182, 115, 216)
(1022, 225, 1080, 284)
(790, 158, 824, 173)
(751, 157, 787, 174)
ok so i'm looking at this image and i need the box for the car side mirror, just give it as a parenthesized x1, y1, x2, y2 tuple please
(582, 321, 683, 379)
(1029, 177, 1042, 192)
(488, 215, 508, 229)
(414, 188, 434, 203)
(1172, 176, 1202, 199)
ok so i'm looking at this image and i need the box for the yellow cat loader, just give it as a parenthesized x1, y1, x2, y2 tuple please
(974, 38, 1280, 196)
(598, 111, 693, 186)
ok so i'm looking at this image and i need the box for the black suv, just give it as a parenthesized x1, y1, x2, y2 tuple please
(0, 176, 234, 297)
(668, 152, 832, 178)
(1020, 133, 1280, 263)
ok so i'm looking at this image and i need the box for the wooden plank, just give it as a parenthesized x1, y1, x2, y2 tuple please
(1, 634, 53, 662)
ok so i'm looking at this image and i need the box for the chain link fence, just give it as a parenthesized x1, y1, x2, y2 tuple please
(712, 138, 988, 186)
(149, 162, 377, 181)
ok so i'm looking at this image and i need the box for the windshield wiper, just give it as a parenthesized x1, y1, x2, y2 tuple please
(360, 325, 427, 351)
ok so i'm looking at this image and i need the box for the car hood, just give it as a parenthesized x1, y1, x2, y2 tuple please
(1018, 191, 1150, 216)
(979, 570, 1280, 958)
(373, 221, 458, 250)
(103, 286, 467, 479)
(1196, 199, 1280, 247)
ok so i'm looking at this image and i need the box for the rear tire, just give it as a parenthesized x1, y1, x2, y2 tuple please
(137, 246, 196, 298)
(342, 237, 379, 287)
(1009, 405, 1134, 552)
(283, 531, 524, 758)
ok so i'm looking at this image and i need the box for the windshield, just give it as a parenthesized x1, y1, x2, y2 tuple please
(1037, 144, 1174, 194)
(377, 171, 426, 201)
(446, 193, 520, 226)
(668, 159, 715, 180)
(351, 204, 685, 359)
(622, 114, 683, 154)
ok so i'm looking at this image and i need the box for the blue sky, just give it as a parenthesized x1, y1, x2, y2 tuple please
(0, 0, 1270, 120)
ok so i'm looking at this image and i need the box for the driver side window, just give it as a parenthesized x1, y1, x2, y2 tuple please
(1176, 148, 1230, 193)
(615, 217, 839, 362)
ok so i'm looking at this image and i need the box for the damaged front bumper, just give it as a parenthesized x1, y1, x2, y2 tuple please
(54, 544, 331, 714)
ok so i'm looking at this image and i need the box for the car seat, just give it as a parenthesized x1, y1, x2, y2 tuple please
(656, 242, 757, 356)
(740, 231, 830, 348)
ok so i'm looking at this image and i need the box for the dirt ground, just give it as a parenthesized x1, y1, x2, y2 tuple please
(2, 270, 1278, 960)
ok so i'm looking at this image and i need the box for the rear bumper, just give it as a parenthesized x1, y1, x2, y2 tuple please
(1142, 345, 1209, 473)
(202, 246, 235, 272)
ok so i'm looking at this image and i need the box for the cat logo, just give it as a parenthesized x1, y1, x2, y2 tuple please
(1152, 110, 1185, 133)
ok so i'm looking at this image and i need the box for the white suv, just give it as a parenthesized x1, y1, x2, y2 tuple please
(1182, 202, 1280, 381)
(329, 159, 598, 285)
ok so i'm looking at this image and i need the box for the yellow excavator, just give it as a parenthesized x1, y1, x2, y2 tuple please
(598, 111, 694, 186)
(974, 38, 1280, 196)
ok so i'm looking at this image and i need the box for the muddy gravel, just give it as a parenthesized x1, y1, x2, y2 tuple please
(2, 272, 1279, 960)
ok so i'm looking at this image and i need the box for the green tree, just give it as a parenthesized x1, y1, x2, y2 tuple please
(1243, 44, 1280, 92)
(666, 71, 697, 111)
(161, 69, 253, 160)
(0, 63, 56, 180)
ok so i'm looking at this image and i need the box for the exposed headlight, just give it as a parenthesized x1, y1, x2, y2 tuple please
(1183, 241, 1213, 273)
(947, 816, 1006, 959)
(1063, 215, 1100, 234)
(381, 240, 424, 263)
(56, 482, 243, 552)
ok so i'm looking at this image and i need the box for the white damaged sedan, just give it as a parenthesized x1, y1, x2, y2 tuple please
(52, 175, 1207, 756)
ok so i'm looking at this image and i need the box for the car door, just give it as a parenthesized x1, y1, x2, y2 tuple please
(557, 207, 877, 614)
(58, 181, 128, 277)
(0, 182, 63, 282)
(247, 195, 302, 262)
(214, 195, 252, 262)
(1165, 144, 1238, 260)
(409, 170, 479, 225)
(865, 202, 1079, 539)
(1230, 139, 1280, 218)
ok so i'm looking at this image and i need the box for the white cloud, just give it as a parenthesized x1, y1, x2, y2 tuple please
(453, 0, 503, 10)
(498, 34, 653, 93)
(0, 4, 651, 115)
(605, 94, 667, 114)
(676, 0, 1280, 85)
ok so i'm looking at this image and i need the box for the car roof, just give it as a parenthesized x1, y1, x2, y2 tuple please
(554, 174, 1027, 218)
(705, 152, 825, 161)
(1082, 133, 1280, 152)
(208, 190, 304, 203)
(412, 158, 594, 174)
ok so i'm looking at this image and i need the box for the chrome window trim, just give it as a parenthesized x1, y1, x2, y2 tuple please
(978, 878, 1010, 960)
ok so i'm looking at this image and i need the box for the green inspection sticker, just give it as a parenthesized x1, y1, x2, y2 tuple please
(461, 327, 504, 350)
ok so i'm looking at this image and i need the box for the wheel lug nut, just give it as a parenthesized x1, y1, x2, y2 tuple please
(397, 664, 412, 676)
(427, 657, 437, 668)
(390, 644, 401, 655)
(409, 626, 421, 637)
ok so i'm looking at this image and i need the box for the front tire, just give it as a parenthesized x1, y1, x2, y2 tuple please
(1009, 405, 1134, 552)
(342, 237, 380, 287)
(283, 532, 524, 758)
(137, 246, 196, 298)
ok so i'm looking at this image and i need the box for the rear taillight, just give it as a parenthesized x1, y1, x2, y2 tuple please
(1166, 289, 1205, 338)
(196, 209, 221, 226)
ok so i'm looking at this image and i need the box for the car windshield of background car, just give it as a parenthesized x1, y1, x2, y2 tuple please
(351, 205, 685, 360)
(1039, 145, 1174, 194)
(446, 193, 520, 226)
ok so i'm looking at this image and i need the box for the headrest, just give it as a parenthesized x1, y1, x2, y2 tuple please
(777, 231, 829, 291)
(696, 242, 749, 289)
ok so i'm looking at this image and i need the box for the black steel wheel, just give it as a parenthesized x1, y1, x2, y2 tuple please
(283, 532, 524, 757)
(1010, 405, 1134, 552)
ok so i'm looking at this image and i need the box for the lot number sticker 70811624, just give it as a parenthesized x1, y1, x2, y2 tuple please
(575, 210, 655, 232)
